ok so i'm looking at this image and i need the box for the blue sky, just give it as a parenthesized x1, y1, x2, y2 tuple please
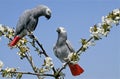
(0, 0, 120, 79)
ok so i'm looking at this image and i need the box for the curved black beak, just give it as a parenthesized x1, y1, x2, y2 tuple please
(45, 14, 51, 20)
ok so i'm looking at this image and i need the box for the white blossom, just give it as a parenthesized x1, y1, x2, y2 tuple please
(113, 20, 119, 25)
(0, 60, 3, 70)
(103, 31, 110, 36)
(89, 26, 97, 33)
(0, 25, 4, 32)
(68, 53, 79, 64)
(87, 41, 96, 46)
(68, 53, 73, 60)
(82, 41, 95, 49)
(102, 16, 114, 25)
(5, 67, 16, 72)
(83, 44, 88, 49)
(98, 27, 104, 34)
(90, 29, 101, 39)
(115, 16, 120, 20)
(113, 9, 120, 15)
(44, 57, 54, 69)
(7, 27, 14, 32)
(102, 16, 106, 23)
(90, 23, 111, 38)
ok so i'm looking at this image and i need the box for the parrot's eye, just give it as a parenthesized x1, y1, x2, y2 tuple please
(46, 8, 51, 15)
(45, 8, 51, 19)
(59, 27, 66, 33)
(61, 28, 65, 32)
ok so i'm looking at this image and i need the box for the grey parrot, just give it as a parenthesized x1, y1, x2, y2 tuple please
(53, 27, 84, 76)
(10, 5, 51, 46)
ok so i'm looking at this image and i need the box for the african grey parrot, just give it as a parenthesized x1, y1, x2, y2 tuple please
(53, 27, 84, 76)
(10, 5, 51, 47)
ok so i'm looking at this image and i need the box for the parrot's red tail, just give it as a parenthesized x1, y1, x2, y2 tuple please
(9, 36, 21, 47)
(68, 64, 84, 76)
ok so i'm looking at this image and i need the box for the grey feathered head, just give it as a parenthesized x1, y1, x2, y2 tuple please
(56, 27, 66, 33)
(56, 27, 67, 40)
(33, 5, 51, 19)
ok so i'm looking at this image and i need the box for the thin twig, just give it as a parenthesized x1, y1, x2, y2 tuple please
(76, 37, 93, 54)
(29, 34, 48, 57)
(55, 61, 70, 78)
(25, 53, 35, 71)
(35, 38, 48, 57)
(0, 69, 54, 77)
(25, 53, 41, 79)
(29, 34, 56, 74)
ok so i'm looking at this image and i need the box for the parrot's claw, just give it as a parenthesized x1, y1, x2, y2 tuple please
(64, 58, 70, 62)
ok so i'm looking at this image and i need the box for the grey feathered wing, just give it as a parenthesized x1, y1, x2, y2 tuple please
(15, 10, 31, 36)
(53, 45, 58, 58)
(66, 40, 75, 53)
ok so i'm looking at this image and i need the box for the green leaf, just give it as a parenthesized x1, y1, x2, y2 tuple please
(107, 12, 116, 20)
(81, 38, 87, 45)
(16, 73, 22, 79)
(1, 70, 8, 77)
(0, 31, 3, 36)
(81, 47, 87, 52)
(71, 53, 79, 61)
(93, 25, 98, 32)
(94, 36, 99, 40)
(102, 23, 110, 32)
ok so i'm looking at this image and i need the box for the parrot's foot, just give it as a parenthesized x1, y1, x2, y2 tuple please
(64, 58, 70, 62)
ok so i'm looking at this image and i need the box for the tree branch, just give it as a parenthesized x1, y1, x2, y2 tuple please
(76, 37, 93, 54)
(29, 34, 56, 74)
(0, 69, 54, 77)
(55, 61, 70, 78)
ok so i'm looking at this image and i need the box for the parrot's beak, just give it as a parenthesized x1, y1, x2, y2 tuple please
(45, 14, 51, 20)
(56, 28, 60, 33)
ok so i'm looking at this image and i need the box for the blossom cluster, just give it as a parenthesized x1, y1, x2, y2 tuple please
(0, 24, 14, 39)
(90, 9, 120, 39)
(68, 53, 80, 64)
(83, 9, 119, 51)
(72, 8, 120, 64)
(0, 24, 30, 59)
(1, 67, 22, 79)
(40, 57, 54, 72)
(4, 67, 17, 73)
